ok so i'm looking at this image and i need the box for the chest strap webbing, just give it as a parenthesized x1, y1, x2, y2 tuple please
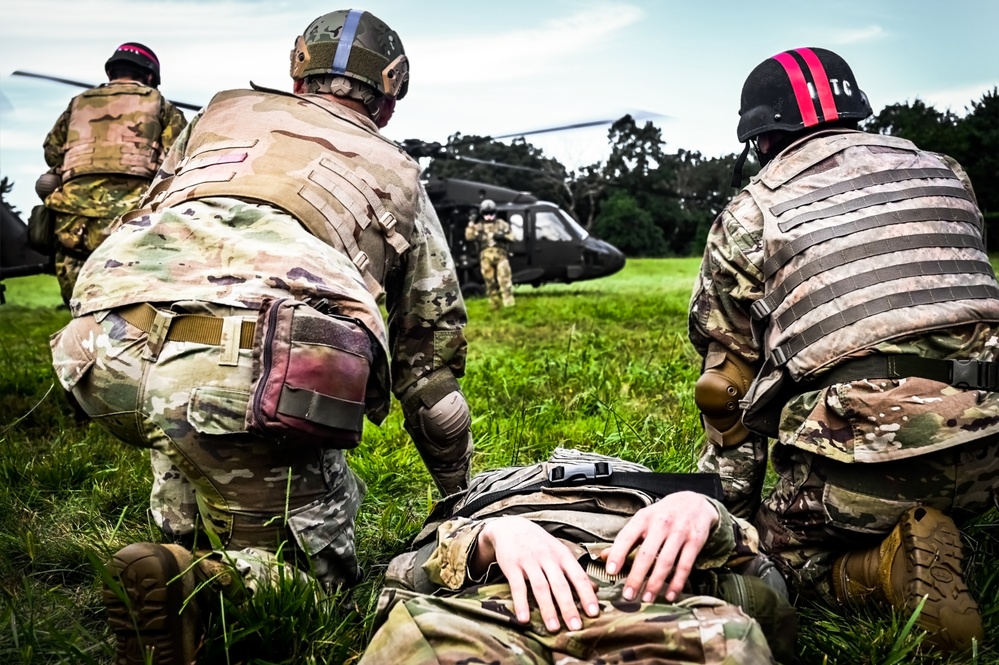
(800, 355, 999, 393)
(753, 233, 985, 320)
(773, 259, 996, 331)
(778, 185, 975, 232)
(771, 283, 999, 366)
(764, 207, 981, 280)
(770, 168, 957, 217)
(453, 464, 723, 521)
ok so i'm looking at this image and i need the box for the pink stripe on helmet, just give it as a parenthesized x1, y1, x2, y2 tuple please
(117, 43, 159, 67)
(795, 48, 839, 122)
(772, 51, 819, 127)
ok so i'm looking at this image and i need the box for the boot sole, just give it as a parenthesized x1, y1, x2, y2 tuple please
(890, 507, 984, 651)
(104, 543, 196, 665)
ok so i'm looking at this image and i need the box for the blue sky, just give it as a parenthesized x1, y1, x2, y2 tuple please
(1, 0, 996, 217)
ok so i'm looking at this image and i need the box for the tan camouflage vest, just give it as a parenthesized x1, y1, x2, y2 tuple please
(413, 448, 657, 547)
(62, 83, 164, 181)
(144, 86, 417, 300)
(741, 130, 999, 429)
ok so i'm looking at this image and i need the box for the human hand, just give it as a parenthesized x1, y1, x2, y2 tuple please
(601, 491, 719, 603)
(475, 516, 599, 632)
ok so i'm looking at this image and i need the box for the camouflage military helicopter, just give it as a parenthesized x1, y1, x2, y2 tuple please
(401, 134, 626, 296)
(2, 71, 627, 300)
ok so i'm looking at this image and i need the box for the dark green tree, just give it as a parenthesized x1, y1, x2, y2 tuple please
(591, 190, 667, 256)
(425, 133, 571, 208)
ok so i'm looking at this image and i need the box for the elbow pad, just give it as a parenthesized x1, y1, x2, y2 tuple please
(694, 344, 756, 447)
(403, 372, 473, 494)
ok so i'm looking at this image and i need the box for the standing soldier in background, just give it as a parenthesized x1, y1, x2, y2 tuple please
(689, 46, 996, 652)
(38, 43, 187, 306)
(50, 10, 472, 664)
(465, 198, 516, 308)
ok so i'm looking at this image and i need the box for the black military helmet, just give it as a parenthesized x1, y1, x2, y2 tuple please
(290, 9, 408, 100)
(737, 47, 872, 142)
(105, 42, 161, 87)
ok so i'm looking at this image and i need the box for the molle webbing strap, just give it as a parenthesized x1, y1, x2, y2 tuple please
(753, 233, 985, 320)
(778, 185, 976, 232)
(773, 259, 996, 331)
(764, 207, 981, 280)
(402, 369, 461, 412)
(801, 355, 999, 393)
(118, 302, 256, 348)
(277, 385, 365, 432)
(771, 283, 999, 366)
(298, 174, 381, 295)
(317, 157, 410, 256)
(769, 168, 957, 217)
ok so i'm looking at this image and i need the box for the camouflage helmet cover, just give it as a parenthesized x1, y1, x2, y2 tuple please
(290, 9, 409, 100)
(105, 42, 161, 87)
(737, 47, 872, 142)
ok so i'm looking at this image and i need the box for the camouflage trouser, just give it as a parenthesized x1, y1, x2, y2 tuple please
(54, 247, 88, 307)
(754, 436, 999, 603)
(359, 581, 774, 665)
(52, 211, 118, 306)
(50, 304, 366, 589)
(479, 247, 515, 309)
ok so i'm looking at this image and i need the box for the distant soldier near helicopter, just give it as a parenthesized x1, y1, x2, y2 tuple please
(35, 43, 187, 306)
(465, 198, 516, 308)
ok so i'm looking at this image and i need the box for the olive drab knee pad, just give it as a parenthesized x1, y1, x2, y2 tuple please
(695, 343, 756, 447)
(412, 390, 472, 454)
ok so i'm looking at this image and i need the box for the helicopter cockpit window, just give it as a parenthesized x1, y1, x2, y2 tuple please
(508, 213, 524, 241)
(535, 210, 574, 242)
(560, 210, 589, 240)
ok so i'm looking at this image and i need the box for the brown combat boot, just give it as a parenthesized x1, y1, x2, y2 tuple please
(104, 543, 201, 665)
(832, 506, 984, 652)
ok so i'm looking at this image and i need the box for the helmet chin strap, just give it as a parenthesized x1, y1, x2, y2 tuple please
(374, 96, 396, 128)
(730, 142, 751, 188)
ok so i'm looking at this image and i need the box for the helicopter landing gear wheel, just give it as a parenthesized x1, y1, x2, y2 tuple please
(461, 282, 485, 299)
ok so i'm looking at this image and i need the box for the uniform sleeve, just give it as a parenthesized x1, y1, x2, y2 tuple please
(386, 188, 468, 403)
(421, 517, 487, 590)
(688, 190, 765, 362)
(464, 221, 478, 242)
(689, 191, 771, 519)
(696, 497, 761, 568)
(43, 102, 72, 170)
(158, 100, 189, 158)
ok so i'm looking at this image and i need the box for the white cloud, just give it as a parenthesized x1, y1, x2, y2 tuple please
(918, 81, 997, 114)
(828, 25, 886, 45)
(410, 3, 645, 86)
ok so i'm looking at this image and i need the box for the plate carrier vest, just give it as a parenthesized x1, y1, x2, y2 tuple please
(62, 83, 164, 182)
(143, 87, 418, 300)
(741, 131, 999, 434)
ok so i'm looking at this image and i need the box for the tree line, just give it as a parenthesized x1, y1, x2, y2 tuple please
(427, 88, 998, 257)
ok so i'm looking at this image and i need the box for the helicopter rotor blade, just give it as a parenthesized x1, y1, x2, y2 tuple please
(490, 111, 669, 141)
(10, 70, 203, 112)
(451, 155, 549, 175)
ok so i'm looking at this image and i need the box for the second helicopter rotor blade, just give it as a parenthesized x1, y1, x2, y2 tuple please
(11, 70, 203, 112)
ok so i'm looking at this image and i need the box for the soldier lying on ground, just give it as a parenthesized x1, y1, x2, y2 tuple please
(358, 448, 797, 665)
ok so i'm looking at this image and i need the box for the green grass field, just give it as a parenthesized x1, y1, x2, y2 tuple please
(1, 261, 996, 664)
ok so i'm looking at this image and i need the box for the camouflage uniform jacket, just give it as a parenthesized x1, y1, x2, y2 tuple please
(43, 81, 187, 223)
(465, 216, 514, 252)
(384, 449, 759, 593)
(71, 86, 467, 422)
(689, 129, 999, 467)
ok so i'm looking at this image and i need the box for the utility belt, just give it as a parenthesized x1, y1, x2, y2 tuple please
(798, 355, 999, 394)
(119, 298, 374, 448)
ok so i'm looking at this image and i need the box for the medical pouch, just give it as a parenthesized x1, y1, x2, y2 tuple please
(247, 297, 373, 448)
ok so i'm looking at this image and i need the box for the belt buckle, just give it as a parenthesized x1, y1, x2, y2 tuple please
(951, 359, 978, 389)
(548, 462, 612, 485)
